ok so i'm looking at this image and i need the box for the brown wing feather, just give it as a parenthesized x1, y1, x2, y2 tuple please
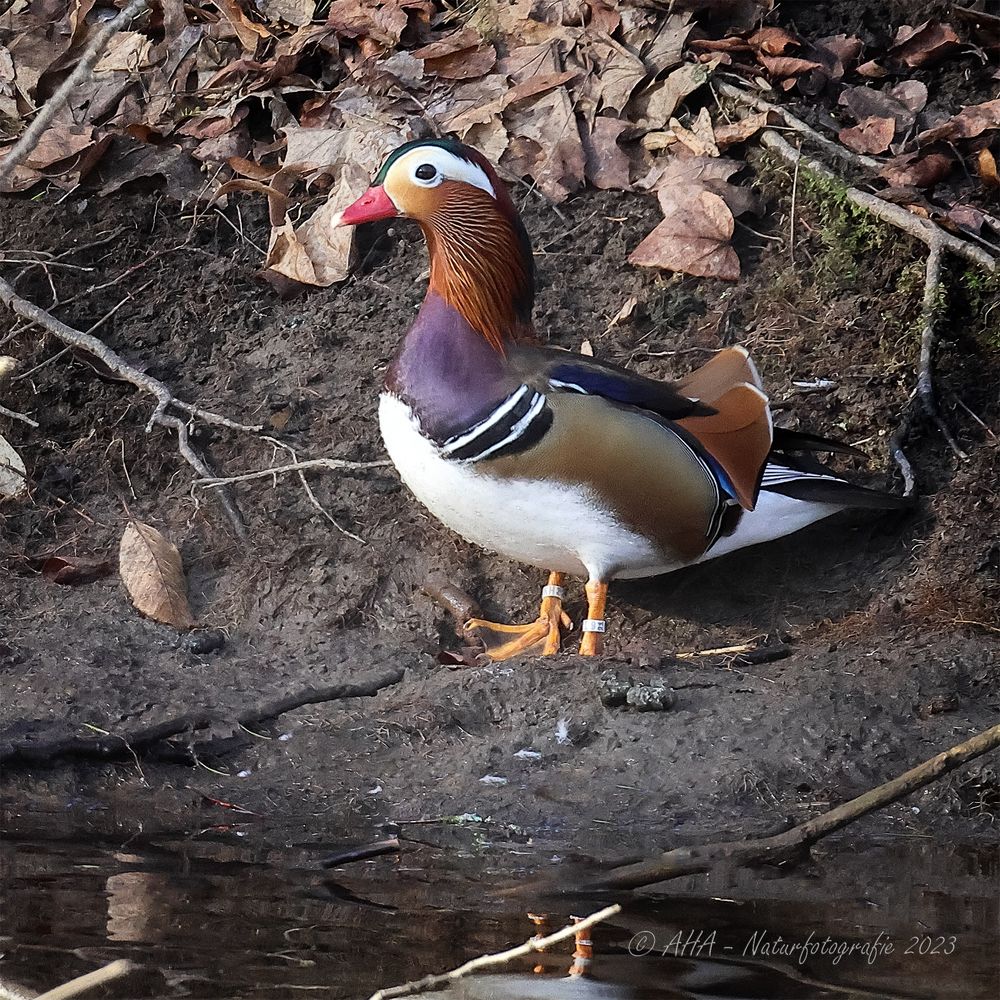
(677, 346, 763, 402)
(677, 383, 773, 510)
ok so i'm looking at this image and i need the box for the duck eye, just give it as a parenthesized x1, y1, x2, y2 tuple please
(415, 163, 437, 181)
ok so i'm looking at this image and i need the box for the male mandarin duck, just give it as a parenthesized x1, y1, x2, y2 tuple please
(335, 138, 907, 659)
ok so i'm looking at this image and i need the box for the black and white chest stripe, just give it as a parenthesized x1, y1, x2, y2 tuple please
(439, 384, 552, 463)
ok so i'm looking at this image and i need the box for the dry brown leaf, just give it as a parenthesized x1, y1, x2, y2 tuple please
(260, 0, 317, 26)
(591, 35, 648, 114)
(748, 27, 800, 56)
(413, 28, 495, 79)
(979, 148, 1000, 189)
(879, 151, 953, 189)
(890, 80, 929, 115)
(0, 433, 26, 499)
(839, 84, 919, 132)
(216, 0, 273, 53)
(887, 20, 961, 68)
(581, 116, 631, 190)
(640, 62, 710, 126)
(629, 189, 738, 280)
(326, 0, 434, 48)
(41, 555, 113, 585)
(631, 11, 693, 75)
(93, 31, 153, 72)
(502, 71, 577, 109)
(264, 164, 370, 288)
(856, 59, 888, 78)
(503, 84, 585, 202)
(757, 53, 823, 77)
(714, 110, 773, 149)
(838, 116, 895, 155)
(917, 99, 1000, 145)
(670, 107, 719, 157)
(119, 521, 194, 629)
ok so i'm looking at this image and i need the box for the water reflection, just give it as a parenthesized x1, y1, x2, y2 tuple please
(0, 833, 996, 1000)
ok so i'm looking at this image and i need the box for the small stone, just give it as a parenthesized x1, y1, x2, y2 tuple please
(186, 629, 226, 655)
(626, 684, 676, 712)
(598, 671, 631, 707)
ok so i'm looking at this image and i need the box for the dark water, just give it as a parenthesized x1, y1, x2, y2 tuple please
(1, 829, 997, 1000)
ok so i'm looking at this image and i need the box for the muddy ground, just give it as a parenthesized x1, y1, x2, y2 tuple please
(2, 127, 999, 880)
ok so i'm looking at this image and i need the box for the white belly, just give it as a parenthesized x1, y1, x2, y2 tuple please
(378, 394, 664, 580)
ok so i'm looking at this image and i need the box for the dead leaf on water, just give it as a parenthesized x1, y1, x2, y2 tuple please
(119, 521, 194, 630)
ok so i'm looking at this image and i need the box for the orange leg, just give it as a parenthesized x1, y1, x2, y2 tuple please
(579, 579, 608, 656)
(567, 916, 594, 978)
(465, 572, 573, 660)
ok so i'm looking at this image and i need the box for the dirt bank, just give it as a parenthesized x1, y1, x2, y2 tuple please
(2, 147, 999, 861)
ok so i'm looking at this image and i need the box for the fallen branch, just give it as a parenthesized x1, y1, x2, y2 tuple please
(759, 129, 997, 272)
(0, 275, 262, 535)
(367, 904, 621, 1000)
(717, 80, 882, 172)
(759, 128, 989, 488)
(0, 666, 405, 765)
(588, 721, 1000, 891)
(34, 960, 134, 1000)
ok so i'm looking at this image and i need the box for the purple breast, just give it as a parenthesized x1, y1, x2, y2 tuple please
(384, 291, 517, 442)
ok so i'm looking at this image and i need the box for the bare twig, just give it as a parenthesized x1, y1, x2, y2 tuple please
(0, 402, 37, 426)
(915, 238, 967, 459)
(590, 721, 1000, 890)
(717, 80, 883, 172)
(367, 904, 622, 1000)
(0, 276, 262, 534)
(258, 435, 378, 545)
(759, 129, 997, 273)
(0, 0, 151, 188)
(194, 457, 390, 488)
(35, 960, 133, 1000)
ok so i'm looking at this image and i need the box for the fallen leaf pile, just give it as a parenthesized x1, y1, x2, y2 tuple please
(0, 0, 997, 287)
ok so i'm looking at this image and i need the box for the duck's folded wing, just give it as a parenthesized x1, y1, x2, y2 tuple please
(511, 346, 713, 421)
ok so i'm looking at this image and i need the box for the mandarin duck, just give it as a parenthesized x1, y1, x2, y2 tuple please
(335, 138, 907, 659)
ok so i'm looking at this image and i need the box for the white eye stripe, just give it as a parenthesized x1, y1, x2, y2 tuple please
(397, 146, 496, 198)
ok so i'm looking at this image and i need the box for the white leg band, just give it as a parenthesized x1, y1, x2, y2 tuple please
(582, 619, 606, 633)
(542, 585, 565, 599)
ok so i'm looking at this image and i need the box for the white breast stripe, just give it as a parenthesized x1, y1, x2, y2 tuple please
(548, 378, 588, 394)
(441, 384, 531, 455)
(469, 392, 547, 462)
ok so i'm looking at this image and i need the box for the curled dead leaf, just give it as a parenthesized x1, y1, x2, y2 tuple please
(886, 20, 961, 69)
(119, 521, 194, 629)
(979, 148, 1000, 190)
(41, 555, 113, 586)
(918, 99, 1000, 145)
(879, 151, 953, 189)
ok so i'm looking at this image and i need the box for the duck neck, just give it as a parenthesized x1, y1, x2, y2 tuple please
(420, 187, 535, 354)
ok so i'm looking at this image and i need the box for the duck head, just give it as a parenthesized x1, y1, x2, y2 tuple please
(336, 138, 535, 352)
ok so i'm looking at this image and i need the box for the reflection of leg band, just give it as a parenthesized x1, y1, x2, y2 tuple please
(542, 585, 565, 599)
(582, 619, 606, 633)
